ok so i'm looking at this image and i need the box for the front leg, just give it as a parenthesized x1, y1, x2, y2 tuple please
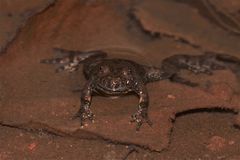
(131, 82, 152, 131)
(73, 81, 94, 126)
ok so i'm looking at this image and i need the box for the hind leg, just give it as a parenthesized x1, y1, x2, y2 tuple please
(170, 74, 199, 87)
(188, 66, 213, 75)
(40, 48, 107, 72)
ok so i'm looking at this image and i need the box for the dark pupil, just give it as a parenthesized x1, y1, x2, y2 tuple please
(100, 66, 109, 73)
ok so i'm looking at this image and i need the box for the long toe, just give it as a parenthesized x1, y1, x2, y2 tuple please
(87, 113, 95, 121)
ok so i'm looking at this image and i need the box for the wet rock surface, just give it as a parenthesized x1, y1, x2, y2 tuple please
(132, 0, 240, 54)
(0, 0, 56, 54)
(0, 0, 240, 159)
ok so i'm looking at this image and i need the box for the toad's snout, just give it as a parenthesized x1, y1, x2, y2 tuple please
(110, 78, 121, 89)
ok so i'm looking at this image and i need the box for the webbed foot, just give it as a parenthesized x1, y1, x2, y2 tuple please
(73, 107, 95, 126)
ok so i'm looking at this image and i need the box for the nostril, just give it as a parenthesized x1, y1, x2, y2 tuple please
(111, 78, 121, 88)
(111, 79, 118, 85)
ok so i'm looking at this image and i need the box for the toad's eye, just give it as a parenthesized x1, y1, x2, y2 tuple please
(121, 68, 131, 76)
(99, 65, 110, 74)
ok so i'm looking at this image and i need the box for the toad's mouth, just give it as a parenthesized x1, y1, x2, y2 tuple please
(98, 82, 125, 92)
(96, 79, 129, 95)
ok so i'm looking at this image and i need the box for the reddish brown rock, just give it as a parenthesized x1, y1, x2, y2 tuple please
(0, 0, 240, 153)
(206, 136, 226, 151)
(132, 0, 240, 54)
(0, 0, 56, 54)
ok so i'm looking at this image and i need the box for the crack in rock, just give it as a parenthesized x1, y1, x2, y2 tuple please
(0, 121, 151, 151)
(132, 0, 240, 55)
(128, 9, 202, 49)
